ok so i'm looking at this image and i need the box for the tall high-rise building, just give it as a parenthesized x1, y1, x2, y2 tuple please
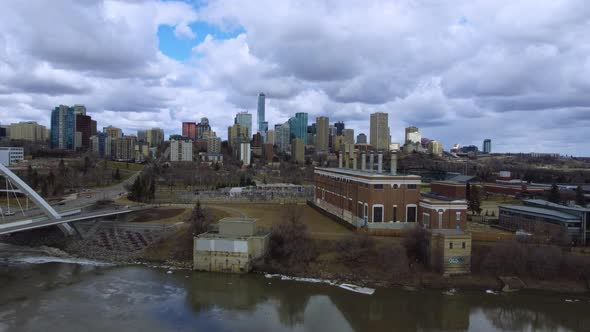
(288, 112, 308, 145)
(239, 142, 251, 165)
(342, 129, 354, 144)
(170, 139, 193, 162)
(428, 140, 443, 156)
(228, 123, 249, 148)
(405, 126, 421, 145)
(328, 125, 337, 150)
(9, 122, 49, 142)
(235, 111, 253, 138)
(291, 138, 305, 164)
(370, 112, 390, 151)
(137, 130, 148, 143)
(483, 139, 492, 154)
(275, 122, 291, 153)
(182, 122, 197, 140)
(75, 113, 93, 149)
(147, 128, 164, 147)
(114, 136, 137, 161)
(196, 118, 211, 140)
(334, 121, 345, 136)
(315, 116, 329, 153)
(357, 133, 367, 144)
(257, 92, 265, 134)
(260, 121, 268, 142)
(266, 130, 276, 145)
(51, 105, 77, 150)
(103, 126, 123, 139)
(90, 132, 113, 158)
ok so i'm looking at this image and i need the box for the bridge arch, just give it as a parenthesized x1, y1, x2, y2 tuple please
(0, 163, 74, 235)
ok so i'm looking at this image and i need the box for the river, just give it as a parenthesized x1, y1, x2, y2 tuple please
(0, 243, 588, 332)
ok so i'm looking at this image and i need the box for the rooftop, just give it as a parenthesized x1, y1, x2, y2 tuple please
(524, 199, 590, 212)
(430, 229, 469, 236)
(421, 192, 467, 203)
(500, 205, 581, 222)
(219, 217, 257, 224)
(315, 167, 419, 178)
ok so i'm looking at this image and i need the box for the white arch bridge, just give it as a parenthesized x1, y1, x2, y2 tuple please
(0, 163, 145, 236)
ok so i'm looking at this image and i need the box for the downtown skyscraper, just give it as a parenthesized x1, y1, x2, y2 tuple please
(370, 112, 390, 151)
(257, 92, 265, 134)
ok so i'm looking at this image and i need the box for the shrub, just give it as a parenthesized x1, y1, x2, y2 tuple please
(402, 226, 429, 264)
(267, 204, 317, 266)
(378, 245, 410, 275)
(336, 232, 376, 266)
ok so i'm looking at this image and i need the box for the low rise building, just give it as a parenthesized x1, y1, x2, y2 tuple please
(428, 229, 472, 275)
(193, 218, 269, 273)
(499, 199, 590, 245)
(0, 147, 24, 166)
(9, 122, 49, 142)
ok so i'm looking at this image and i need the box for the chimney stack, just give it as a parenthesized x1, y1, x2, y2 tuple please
(361, 152, 366, 170)
(338, 151, 343, 168)
(369, 152, 374, 172)
(352, 152, 357, 170)
(377, 153, 383, 173)
(391, 153, 398, 175)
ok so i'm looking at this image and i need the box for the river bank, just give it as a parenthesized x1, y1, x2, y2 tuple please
(2, 226, 589, 295)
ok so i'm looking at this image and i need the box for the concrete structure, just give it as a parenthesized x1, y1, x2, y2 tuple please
(170, 139, 193, 162)
(499, 199, 590, 245)
(429, 229, 472, 275)
(291, 138, 305, 164)
(8, 122, 49, 142)
(0, 147, 24, 166)
(239, 142, 251, 165)
(483, 139, 491, 154)
(194, 217, 269, 273)
(405, 126, 421, 145)
(316, 116, 329, 153)
(370, 112, 390, 151)
(257, 93, 266, 135)
(235, 111, 253, 139)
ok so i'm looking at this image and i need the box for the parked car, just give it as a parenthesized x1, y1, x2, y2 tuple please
(3, 211, 15, 216)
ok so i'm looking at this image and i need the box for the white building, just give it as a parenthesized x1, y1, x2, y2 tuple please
(0, 147, 24, 166)
(239, 142, 251, 165)
(170, 139, 193, 162)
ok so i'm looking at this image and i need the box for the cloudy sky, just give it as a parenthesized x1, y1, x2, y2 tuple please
(1, 0, 589, 155)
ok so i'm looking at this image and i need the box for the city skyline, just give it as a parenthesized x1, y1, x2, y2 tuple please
(0, 1, 589, 155)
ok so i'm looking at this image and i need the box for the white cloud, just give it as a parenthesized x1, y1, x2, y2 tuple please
(0, 0, 589, 155)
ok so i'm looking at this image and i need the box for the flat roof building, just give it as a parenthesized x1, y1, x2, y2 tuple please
(194, 217, 269, 273)
(0, 147, 24, 166)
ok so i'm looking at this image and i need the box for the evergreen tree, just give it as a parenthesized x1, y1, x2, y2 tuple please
(575, 186, 586, 206)
(548, 184, 561, 204)
(468, 185, 482, 215)
(114, 168, 121, 180)
(148, 179, 156, 202)
(466, 182, 471, 201)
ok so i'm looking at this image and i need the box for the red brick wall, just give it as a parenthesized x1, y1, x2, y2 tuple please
(418, 205, 467, 230)
(431, 182, 466, 200)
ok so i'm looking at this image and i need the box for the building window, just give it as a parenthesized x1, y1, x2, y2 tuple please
(462, 242, 466, 249)
(374, 184, 384, 189)
(422, 213, 430, 227)
(393, 184, 399, 189)
(408, 184, 417, 190)
(407, 205, 417, 223)
(373, 205, 384, 223)
(393, 206, 397, 222)
(357, 202, 364, 218)
(449, 242, 453, 249)
(456, 212, 461, 221)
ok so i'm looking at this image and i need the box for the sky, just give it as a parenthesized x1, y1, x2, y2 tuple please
(0, 0, 589, 155)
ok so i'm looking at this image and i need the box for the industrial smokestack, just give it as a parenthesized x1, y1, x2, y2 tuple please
(352, 152, 357, 170)
(361, 152, 366, 171)
(391, 153, 398, 175)
(369, 152, 374, 172)
(377, 153, 383, 173)
(338, 151, 343, 168)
